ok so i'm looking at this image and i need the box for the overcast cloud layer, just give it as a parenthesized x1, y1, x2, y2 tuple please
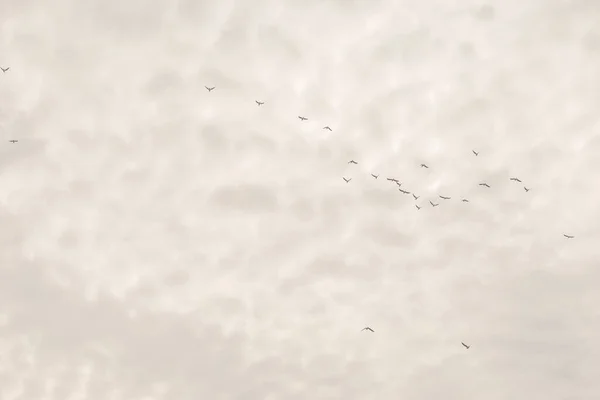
(1, 0, 600, 399)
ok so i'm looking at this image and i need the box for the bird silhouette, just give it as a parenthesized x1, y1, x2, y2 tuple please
(8, 139, 18, 143)
(399, 189, 411, 195)
(415, 205, 421, 210)
(430, 201, 439, 207)
(420, 163, 429, 168)
(510, 177, 522, 182)
(472, 150, 479, 156)
(461, 342, 470, 349)
(298, 116, 308, 121)
(387, 178, 399, 183)
(323, 126, 332, 131)
(371, 174, 379, 179)
(361, 327, 374, 333)
(348, 160, 358, 165)
(563, 234, 574, 239)
(462, 198, 469, 202)
(439, 195, 451, 200)
(524, 186, 530, 192)
(255, 100, 264, 106)
(205, 86, 215, 92)
(479, 183, 490, 188)
(343, 177, 351, 183)
(1, 67, 9, 73)
(413, 194, 420, 200)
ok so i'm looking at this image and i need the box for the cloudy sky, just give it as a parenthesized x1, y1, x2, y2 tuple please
(1, 0, 600, 399)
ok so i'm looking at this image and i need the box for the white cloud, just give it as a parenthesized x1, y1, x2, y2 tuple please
(1, 0, 600, 399)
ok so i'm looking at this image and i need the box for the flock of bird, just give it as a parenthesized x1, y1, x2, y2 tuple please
(1, 75, 577, 350)
(202, 84, 578, 349)
(341, 158, 533, 213)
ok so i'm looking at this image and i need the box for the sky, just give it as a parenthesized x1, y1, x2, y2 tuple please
(1, 0, 600, 399)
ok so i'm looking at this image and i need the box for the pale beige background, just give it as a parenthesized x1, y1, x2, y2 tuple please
(1, 0, 600, 399)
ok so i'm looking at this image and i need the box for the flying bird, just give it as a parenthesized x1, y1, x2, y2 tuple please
(8, 139, 18, 143)
(563, 234, 574, 239)
(399, 189, 411, 195)
(462, 198, 469, 202)
(205, 86, 215, 92)
(361, 327, 374, 333)
(510, 177, 522, 182)
(395, 181, 402, 187)
(415, 205, 421, 210)
(1, 67, 9, 73)
(439, 195, 451, 200)
(323, 126, 332, 131)
(461, 342, 470, 349)
(430, 201, 439, 207)
(472, 150, 479, 156)
(413, 194, 420, 200)
(387, 178, 399, 183)
(420, 164, 429, 168)
(343, 177, 351, 183)
(255, 100, 264, 106)
(479, 183, 490, 188)
(348, 160, 358, 164)
(371, 174, 379, 179)
(298, 116, 308, 121)
(524, 186, 530, 192)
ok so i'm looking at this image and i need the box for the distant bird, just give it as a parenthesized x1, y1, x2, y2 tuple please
(472, 150, 479, 156)
(439, 195, 451, 200)
(399, 189, 410, 195)
(413, 194, 420, 200)
(371, 174, 379, 179)
(255, 100, 264, 106)
(510, 177, 522, 182)
(395, 181, 402, 187)
(387, 178, 399, 183)
(524, 186, 530, 192)
(420, 163, 429, 168)
(8, 139, 18, 143)
(461, 342, 471, 349)
(462, 198, 469, 202)
(323, 126, 332, 131)
(430, 201, 439, 207)
(348, 160, 358, 165)
(563, 234, 574, 239)
(298, 116, 308, 121)
(361, 327, 374, 333)
(343, 177, 351, 183)
(479, 183, 490, 188)
(205, 86, 215, 92)
(415, 205, 421, 210)
(1, 67, 9, 73)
